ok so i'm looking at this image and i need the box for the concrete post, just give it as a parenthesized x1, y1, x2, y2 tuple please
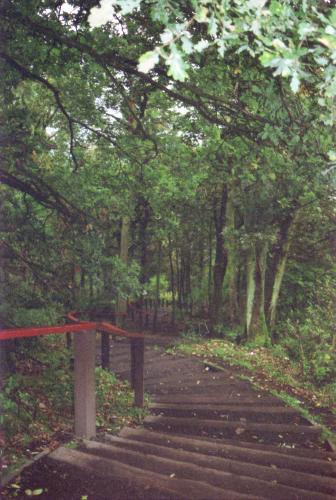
(74, 330, 96, 439)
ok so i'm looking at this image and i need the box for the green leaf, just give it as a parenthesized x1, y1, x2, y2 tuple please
(160, 29, 174, 44)
(325, 25, 336, 36)
(329, 8, 336, 26)
(290, 72, 300, 93)
(259, 51, 274, 66)
(319, 36, 336, 49)
(248, 0, 267, 9)
(181, 36, 193, 54)
(208, 16, 218, 37)
(194, 39, 209, 53)
(32, 489, 44, 496)
(195, 6, 208, 23)
(117, 0, 141, 15)
(166, 45, 188, 81)
(137, 50, 159, 73)
(298, 22, 315, 40)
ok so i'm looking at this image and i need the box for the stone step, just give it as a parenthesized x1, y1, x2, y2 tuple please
(102, 434, 336, 495)
(49, 446, 259, 500)
(144, 415, 322, 446)
(154, 394, 284, 405)
(118, 427, 336, 474)
(149, 402, 306, 423)
(82, 440, 334, 500)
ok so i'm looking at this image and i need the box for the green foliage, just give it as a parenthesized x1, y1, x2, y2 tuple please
(2, 338, 148, 455)
(10, 307, 62, 328)
(1, 336, 73, 440)
(276, 272, 336, 385)
(281, 313, 336, 385)
(95, 367, 148, 431)
(89, 0, 336, 122)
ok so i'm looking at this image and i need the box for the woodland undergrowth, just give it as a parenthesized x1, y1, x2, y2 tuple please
(0, 335, 148, 480)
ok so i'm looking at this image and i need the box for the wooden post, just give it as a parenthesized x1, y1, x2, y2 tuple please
(74, 330, 96, 439)
(101, 332, 110, 369)
(130, 338, 144, 407)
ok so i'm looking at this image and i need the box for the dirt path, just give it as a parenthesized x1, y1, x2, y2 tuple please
(4, 336, 336, 499)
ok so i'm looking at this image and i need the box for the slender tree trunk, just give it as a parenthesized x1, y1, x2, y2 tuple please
(102, 235, 113, 297)
(116, 216, 130, 326)
(210, 185, 228, 333)
(175, 248, 182, 311)
(269, 214, 298, 330)
(184, 247, 192, 314)
(245, 244, 256, 338)
(168, 236, 176, 324)
(152, 240, 162, 333)
(223, 185, 239, 326)
(207, 220, 213, 313)
(139, 200, 150, 279)
(246, 241, 269, 345)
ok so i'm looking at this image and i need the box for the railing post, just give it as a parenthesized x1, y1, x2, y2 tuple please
(74, 329, 96, 439)
(130, 338, 144, 408)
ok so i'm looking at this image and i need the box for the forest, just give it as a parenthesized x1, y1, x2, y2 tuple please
(0, 0, 336, 477)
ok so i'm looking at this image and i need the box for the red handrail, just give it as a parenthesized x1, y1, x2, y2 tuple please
(0, 315, 145, 341)
(0, 322, 96, 341)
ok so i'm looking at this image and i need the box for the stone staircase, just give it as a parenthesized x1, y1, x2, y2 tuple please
(47, 337, 336, 499)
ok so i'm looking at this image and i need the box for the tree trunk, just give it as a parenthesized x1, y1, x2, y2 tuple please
(223, 185, 239, 326)
(168, 235, 176, 324)
(269, 214, 298, 330)
(246, 241, 270, 345)
(152, 240, 162, 333)
(139, 197, 150, 286)
(207, 220, 213, 313)
(209, 185, 228, 333)
(116, 216, 130, 326)
(175, 248, 182, 311)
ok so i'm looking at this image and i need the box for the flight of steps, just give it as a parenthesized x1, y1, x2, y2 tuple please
(49, 337, 336, 499)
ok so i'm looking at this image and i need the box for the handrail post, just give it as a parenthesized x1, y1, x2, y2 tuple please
(74, 329, 96, 439)
(130, 338, 144, 407)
